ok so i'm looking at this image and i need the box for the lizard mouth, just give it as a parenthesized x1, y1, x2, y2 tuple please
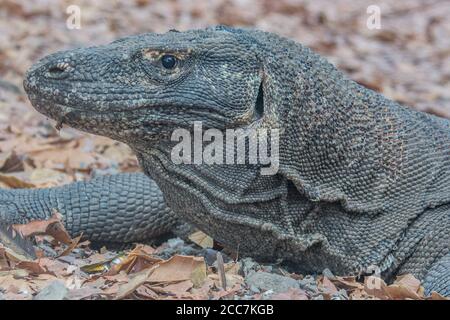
(24, 77, 149, 114)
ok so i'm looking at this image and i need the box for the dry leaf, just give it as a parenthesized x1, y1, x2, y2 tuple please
(12, 211, 72, 245)
(0, 150, 24, 173)
(384, 284, 422, 300)
(148, 255, 207, 287)
(0, 245, 30, 264)
(426, 292, 448, 300)
(65, 287, 104, 300)
(27, 168, 72, 188)
(0, 269, 29, 278)
(115, 266, 157, 300)
(320, 276, 339, 299)
(393, 274, 422, 293)
(188, 231, 214, 249)
(134, 284, 159, 299)
(208, 273, 244, 289)
(331, 276, 364, 291)
(0, 172, 35, 188)
(58, 234, 83, 257)
(16, 261, 47, 275)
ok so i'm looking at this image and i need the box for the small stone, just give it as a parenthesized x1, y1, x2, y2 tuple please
(298, 275, 319, 295)
(241, 258, 259, 276)
(336, 289, 349, 300)
(322, 268, 336, 280)
(34, 281, 68, 300)
(262, 266, 273, 273)
(246, 271, 299, 294)
(204, 248, 218, 265)
(261, 289, 274, 300)
(167, 237, 184, 248)
(249, 285, 260, 293)
(178, 245, 200, 256)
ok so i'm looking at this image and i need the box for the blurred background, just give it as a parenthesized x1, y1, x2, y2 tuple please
(0, 0, 449, 187)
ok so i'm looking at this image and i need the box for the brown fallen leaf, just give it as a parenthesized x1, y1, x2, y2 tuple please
(0, 269, 29, 278)
(188, 230, 214, 249)
(103, 272, 130, 284)
(393, 274, 422, 294)
(320, 276, 339, 299)
(148, 255, 207, 288)
(0, 274, 33, 299)
(0, 222, 36, 260)
(28, 276, 62, 295)
(16, 261, 47, 275)
(0, 172, 35, 188)
(190, 277, 215, 299)
(57, 234, 83, 257)
(134, 284, 159, 300)
(330, 275, 364, 291)
(27, 168, 72, 188)
(124, 244, 162, 273)
(384, 284, 422, 300)
(364, 274, 426, 300)
(115, 265, 158, 300)
(12, 211, 72, 245)
(157, 279, 194, 296)
(37, 258, 72, 278)
(0, 150, 24, 173)
(224, 262, 240, 275)
(0, 244, 30, 265)
(426, 292, 449, 300)
(350, 288, 380, 300)
(210, 283, 243, 300)
(77, 240, 91, 248)
(134, 244, 156, 255)
(65, 287, 104, 300)
(208, 273, 244, 289)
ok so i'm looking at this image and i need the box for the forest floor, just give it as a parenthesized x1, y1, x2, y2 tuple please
(0, 0, 449, 300)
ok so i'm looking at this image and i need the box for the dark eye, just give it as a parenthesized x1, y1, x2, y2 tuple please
(161, 54, 177, 69)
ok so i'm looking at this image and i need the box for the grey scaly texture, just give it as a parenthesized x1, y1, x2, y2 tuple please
(0, 173, 179, 245)
(2, 26, 448, 295)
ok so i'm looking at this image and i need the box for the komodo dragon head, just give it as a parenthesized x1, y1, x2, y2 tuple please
(24, 26, 274, 145)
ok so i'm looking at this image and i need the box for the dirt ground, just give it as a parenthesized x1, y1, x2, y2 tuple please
(0, 0, 449, 300)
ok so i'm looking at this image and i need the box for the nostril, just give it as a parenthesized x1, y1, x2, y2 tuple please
(45, 62, 73, 79)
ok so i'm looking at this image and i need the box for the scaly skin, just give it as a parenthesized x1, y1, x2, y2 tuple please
(0, 173, 179, 245)
(4, 26, 449, 295)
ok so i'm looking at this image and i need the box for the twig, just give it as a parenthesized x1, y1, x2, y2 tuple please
(216, 251, 227, 291)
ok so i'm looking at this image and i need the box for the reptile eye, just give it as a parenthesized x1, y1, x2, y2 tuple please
(161, 55, 177, 69)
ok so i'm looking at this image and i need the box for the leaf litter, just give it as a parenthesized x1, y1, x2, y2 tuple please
(0, 216, 447, 300)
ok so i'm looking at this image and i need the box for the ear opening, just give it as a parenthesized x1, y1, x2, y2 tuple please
(254, 79, 264, 120)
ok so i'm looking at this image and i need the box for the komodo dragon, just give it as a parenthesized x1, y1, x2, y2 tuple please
(1, 26, 449, 295)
